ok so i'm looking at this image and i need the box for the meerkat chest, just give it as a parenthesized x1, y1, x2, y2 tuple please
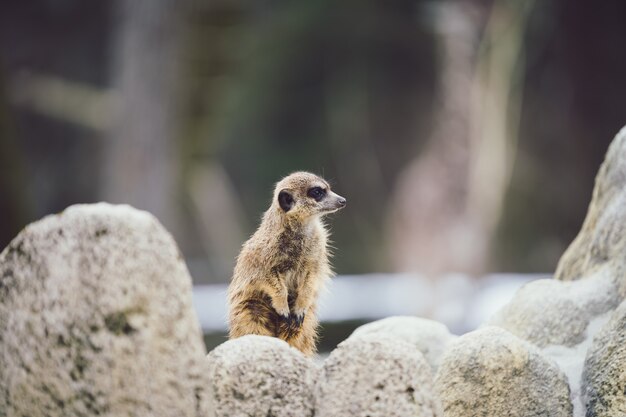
(274, 224, 326, 286)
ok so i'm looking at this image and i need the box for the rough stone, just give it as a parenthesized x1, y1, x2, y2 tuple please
(348, 316, 456, 372)
(486, 268, 620, 347)
(206, 335, 317, 417)
(0, 203, 211, 417)
(435, 326, 572, 417)
(317, 334, 442, 417)
(556, 125, 626, 299)
(582, 300, 626, 417)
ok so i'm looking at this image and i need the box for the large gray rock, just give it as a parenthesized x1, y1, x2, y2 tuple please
(317, 334, 442, 417)
(348, 316, 456, 372)
(0, 203, 210, 417)
(487, 269, 620, 347)
(206, 335, 317, 417)
(556, 125, 626, 299)
(490, 126, 626, 349)
(582, 300, 626, 417)
(435, 326, 572, 417)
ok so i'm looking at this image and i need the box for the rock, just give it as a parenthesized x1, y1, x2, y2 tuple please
(348, 316, 456, 372)
(0, 203, 210, 417)
(317, 334, 442, 417)
(206, 335, 317, 417)
(582, 300, 626, 417)
(486, 268, 620, 347)
(435, 326, 572, 417)
(556, 125, 626, 298)
(540, 312, 612, 417)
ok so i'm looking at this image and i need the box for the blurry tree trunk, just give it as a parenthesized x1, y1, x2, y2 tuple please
(387, 0, 533, 276)
(188, 163, 247, 281)
(180, 1, 250, 283)
(103, 0, 186, 234)
(0, 65, 31, 249)
(327, 67, 388, 267)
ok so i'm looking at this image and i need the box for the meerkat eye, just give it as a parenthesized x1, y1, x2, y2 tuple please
(307, 187, 326, 202)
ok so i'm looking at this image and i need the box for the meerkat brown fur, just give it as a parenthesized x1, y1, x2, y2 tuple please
(227, 172, 346, 356)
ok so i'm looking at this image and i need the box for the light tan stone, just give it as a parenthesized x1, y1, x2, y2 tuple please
(582, 300, 626, 417)
(487, 269, 620, 347)
(348, 316, 456, 372)
(556, 126, 626, 300)
(206, 335, 317, 417)
(317, 334, 442, 417)
(435, 326, 572, 417)
(0, 203, 211, 417)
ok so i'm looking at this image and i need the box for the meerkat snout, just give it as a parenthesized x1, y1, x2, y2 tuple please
(327, 192, 347, 211)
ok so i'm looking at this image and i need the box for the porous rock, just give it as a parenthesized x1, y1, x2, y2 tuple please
(492, 126, 626, 349)
(348, 316, 456, 372)
(582, 300, 626, 417)
(435, 326, 572, 417)
(486, 268, 620, 347)
(317, 334, 442, 417)
(206, 335, 317, 417)
(0, 203, 210, 417)
(556, 125, 626, 299)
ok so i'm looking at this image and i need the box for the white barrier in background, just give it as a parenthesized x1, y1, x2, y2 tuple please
(192, 273, 547, 334)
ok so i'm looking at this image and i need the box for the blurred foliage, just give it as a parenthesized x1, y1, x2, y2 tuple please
(0, 66, 31, 243)
(0, 0, 625, 279)
(202, 0, 436, 273)
(494, 0, 626, 271)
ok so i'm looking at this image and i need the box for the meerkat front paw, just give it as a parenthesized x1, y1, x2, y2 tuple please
(282, 310, 305, 338)
(272, 299, 290, 319)
(292, 308, 306, 327)
(294, 312, 305, 327)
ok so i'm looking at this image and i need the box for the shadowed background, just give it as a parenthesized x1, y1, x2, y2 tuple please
(1, 0, 625, 349)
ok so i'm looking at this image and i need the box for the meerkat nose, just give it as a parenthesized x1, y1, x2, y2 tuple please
(338, 197, 347, 207)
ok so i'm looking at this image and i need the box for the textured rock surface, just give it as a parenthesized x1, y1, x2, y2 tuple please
(0, 203, 210, 417)
(487, 268, 620, 347)
(317, 334, 442, 417)
(582, 300, 626, 417)
(206, 335, 317, 417)
(349, 316, 456, 372)
(435, 326, 572, 417)
(556, 126, 626, 298)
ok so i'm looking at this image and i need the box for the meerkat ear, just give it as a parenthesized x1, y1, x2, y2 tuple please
(278, 190, 294, 212)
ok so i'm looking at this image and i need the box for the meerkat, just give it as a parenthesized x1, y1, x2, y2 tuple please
(227, 172, 346, 356)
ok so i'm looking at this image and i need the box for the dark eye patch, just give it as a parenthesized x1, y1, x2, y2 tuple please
(307, 186, 326, 201)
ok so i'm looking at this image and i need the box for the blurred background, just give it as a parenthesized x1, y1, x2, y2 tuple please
(1, 0, 625, 350)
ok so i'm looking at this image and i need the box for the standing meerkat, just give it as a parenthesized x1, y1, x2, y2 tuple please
(227, 172, 346, 356)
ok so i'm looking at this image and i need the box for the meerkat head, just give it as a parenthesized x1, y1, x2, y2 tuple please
(272, 172, 346, 220)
